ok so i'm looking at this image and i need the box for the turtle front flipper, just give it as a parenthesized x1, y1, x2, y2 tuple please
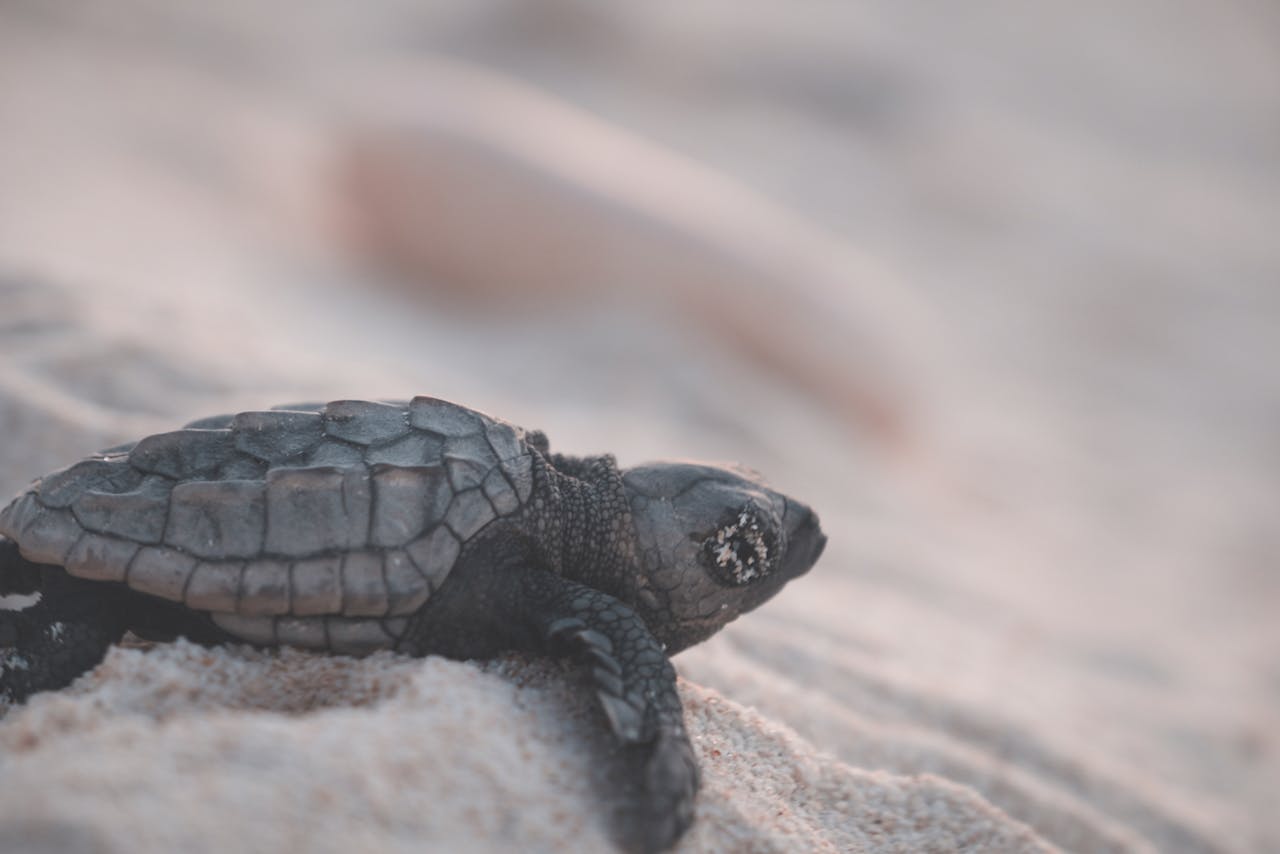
(524, 572, 699, 854)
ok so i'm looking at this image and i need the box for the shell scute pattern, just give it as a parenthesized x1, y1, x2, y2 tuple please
(0, 398, 543, 651)
(275, 617, 326, 648)
(184, 560, 243, 612)
(484, 420, 523, 461)
(483, 467, 521, 517)
(502, 453, 536, 504)
(323, 400, 410, 446)
(71, 476, 171, 545)
(239, 558, 292, 616)
(369, 464, 451, 548)
(0, 496, 79, 566)
(408, 396, 480, 437)
(129, 429, 233, 479)
(128, 546, 197, 602)
(340, 551, 389, 616)
(305, 441, 366, 467)
(65, 533, 139, 583)
(37, 458, 142, 508)
(383, 550, 431, 615)
(263, 466, 371, 556)
(165, 480, 265, 559)
(405, 526, 460, 589)
(443, 430, 493, 463)
(210, 612, 408, 655)
(217, 455, 269, 481)
(444, 489, 497, 541)
(444, 454, 490, 492)
(232, 410, 323, 461)
(288, 555, 343, 615)
(366, 431, 443, 466)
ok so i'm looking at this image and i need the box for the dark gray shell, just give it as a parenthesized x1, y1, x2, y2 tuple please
(0, 397, 537, 654)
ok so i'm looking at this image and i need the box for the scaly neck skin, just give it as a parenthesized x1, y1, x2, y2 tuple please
(547, 454, 640, 606)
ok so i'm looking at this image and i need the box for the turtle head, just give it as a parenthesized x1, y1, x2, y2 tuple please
(621, 461, 826, 654)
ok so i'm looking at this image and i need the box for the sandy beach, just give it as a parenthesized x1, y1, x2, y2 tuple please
(1, 2, 1277, 851)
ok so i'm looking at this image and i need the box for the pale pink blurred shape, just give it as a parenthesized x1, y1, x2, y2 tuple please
(333, 59, 957, 451)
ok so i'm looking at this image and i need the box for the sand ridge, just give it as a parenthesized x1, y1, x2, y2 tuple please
(1, 2, 1277, 851)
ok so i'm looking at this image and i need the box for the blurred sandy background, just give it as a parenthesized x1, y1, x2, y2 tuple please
(0, 2, 1277, 852)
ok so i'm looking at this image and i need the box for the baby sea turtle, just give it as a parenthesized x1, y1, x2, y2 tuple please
(0, 397, 825, 852)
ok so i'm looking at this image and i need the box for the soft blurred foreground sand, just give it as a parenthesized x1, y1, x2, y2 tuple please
(0, 642, 1047, 854)
(1, 3, 1278, 853)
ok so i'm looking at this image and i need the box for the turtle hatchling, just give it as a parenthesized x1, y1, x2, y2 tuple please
(0, 397, 825, 851)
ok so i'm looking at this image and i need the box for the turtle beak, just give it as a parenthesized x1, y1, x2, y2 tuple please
(782, 498, 826, 578)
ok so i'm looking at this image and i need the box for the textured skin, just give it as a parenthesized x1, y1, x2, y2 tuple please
(0, 397, 827, 853)
(534, 579, 699, 852)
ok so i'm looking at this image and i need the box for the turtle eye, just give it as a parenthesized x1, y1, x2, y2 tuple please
(700, 503, 778, 586)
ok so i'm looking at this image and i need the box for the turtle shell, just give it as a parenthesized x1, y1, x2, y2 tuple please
(0, 397, 538, 654)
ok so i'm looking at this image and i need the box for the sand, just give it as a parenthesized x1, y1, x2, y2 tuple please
(1, 2, 1277, 852)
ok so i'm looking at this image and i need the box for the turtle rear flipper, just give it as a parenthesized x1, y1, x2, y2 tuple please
(525, 573, 699, 854)
(0, 562, 127, 705)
